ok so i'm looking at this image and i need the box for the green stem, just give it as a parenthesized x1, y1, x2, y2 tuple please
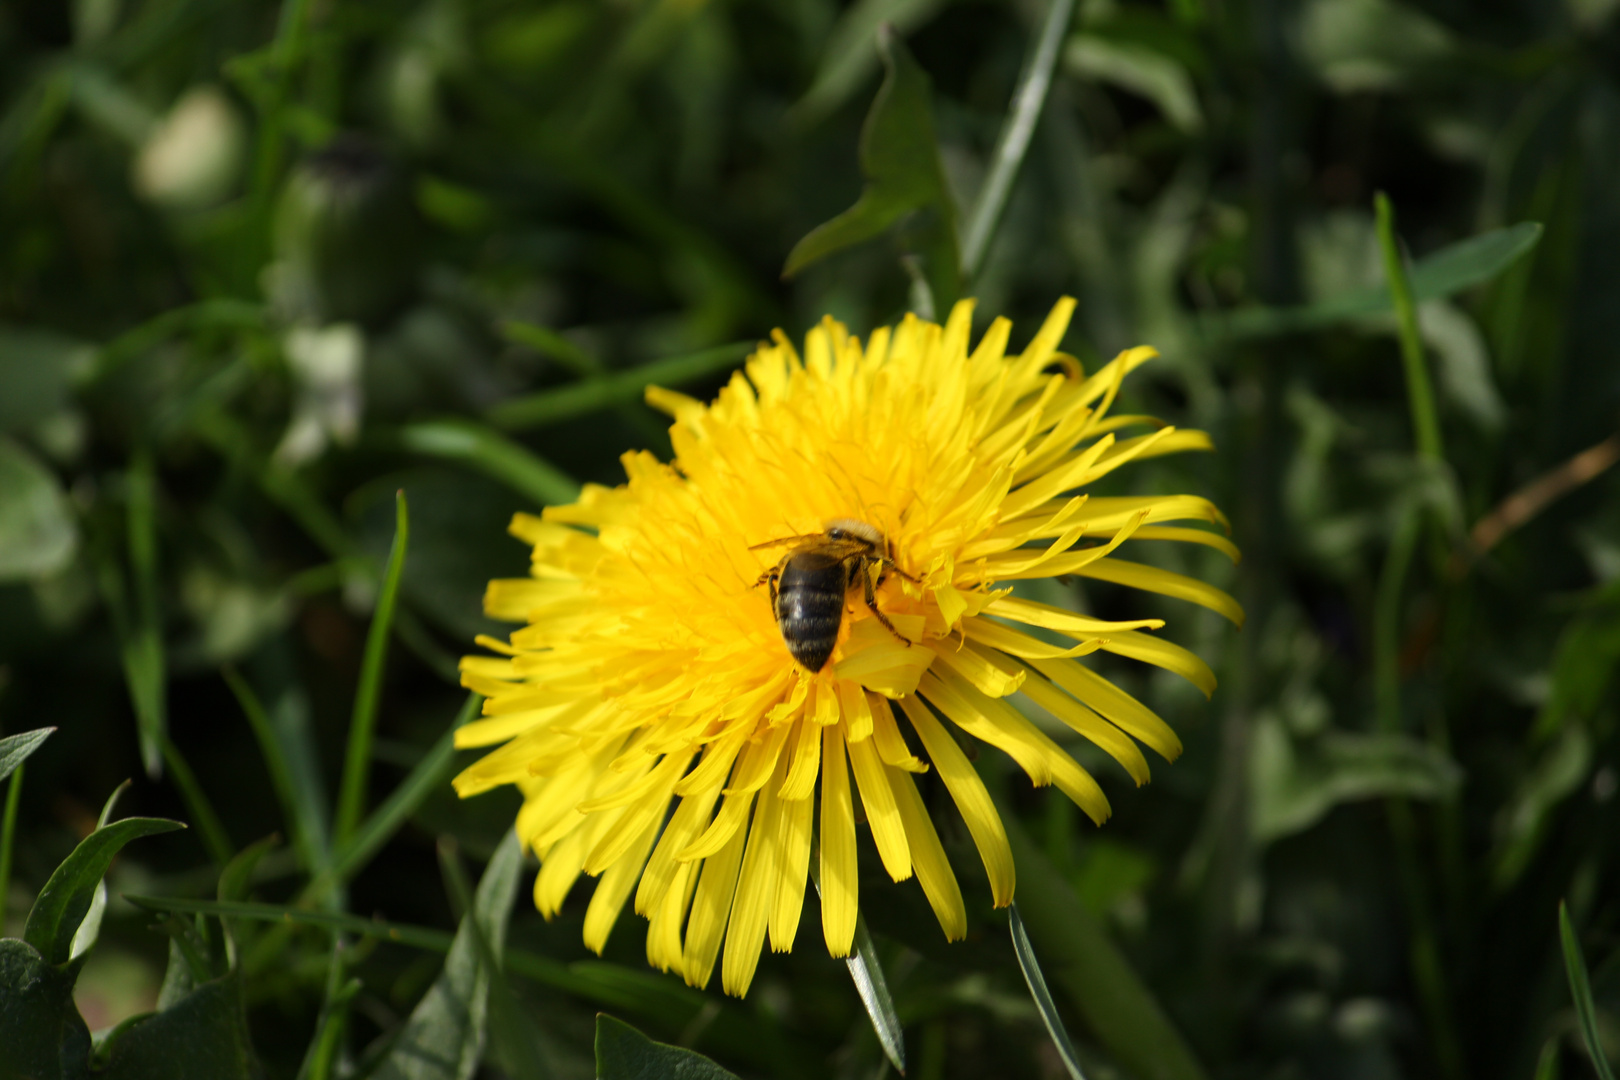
(960, 0, 1076, 281)
(1375, 192, 1445, 463)
(333, 492, 409, 847)
(0, 763, 23, 932)
(160, 735, 235, 866)
(485, 341, 752, 431)
(125, 447, 167, 780)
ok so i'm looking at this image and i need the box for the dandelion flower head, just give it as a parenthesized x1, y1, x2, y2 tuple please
(454, 297, 1241, 997)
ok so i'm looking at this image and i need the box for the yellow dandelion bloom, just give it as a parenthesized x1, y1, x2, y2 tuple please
(454, 297, 1240, 997)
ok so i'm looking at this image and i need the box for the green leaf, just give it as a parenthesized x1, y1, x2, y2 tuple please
(371, 830, 525, 1080)
(784, 28, 960, 311)
(0, 937, 91, 1080)
(999, 809, 1208, 1080)
(0, 435, 78, 581)
(844, 916, 905, 1075)
(1009, 902, 1086, 1080)
(1249, 715, 1463, 845)
(24, 815, 185, 965)
(1560, 902, 1618, 1080)
(0, 726, 53, 784)
(594, 1014, 741, 1080)
(792, 0, 948, 127)
(1215, 222, 1543, 340)
(122, 448, 166, 780)
(96, 971, 259, 1080)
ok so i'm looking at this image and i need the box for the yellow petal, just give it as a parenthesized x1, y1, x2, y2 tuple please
(769, 789, 813, 952)
(848, 734, 912, 882)
(635, 786, 720, 917)
(583, 814, 661, 953)
(887, 763, 967, 941)
(985, 595, 1163, 636)
(1071, 557, 1245, 626)
(819, 726, 858, 957)
(721, 758, 785, 997)
(1011, 660, 1151, 786)
(778, 718, 822, 801)
(1031, 656, 1182, 762)
(1128, 525, 1242, 562)
(960, 617, 1104, 660)
(681, 813, 749, 990)
(839, 679, 874, 742)
(896, 694, 1016, 907)
(1098, 629, 1217, 698)
(869, 693, 928, 773)
(930, 637, 1026, 698)
(647, 861, 697, 972)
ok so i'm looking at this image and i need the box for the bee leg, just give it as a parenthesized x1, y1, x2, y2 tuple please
(875, 556, 921, 589)
(862, 564, 912, 647)
(753, 562, 783, 608)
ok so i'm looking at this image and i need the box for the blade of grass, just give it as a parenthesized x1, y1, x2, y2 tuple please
(296, 975, 363, 1080)
(1375, 192, 1445, 464)
(159, 733, 235, 866)
(845, 915, 906, 1075)
(334, 491, 409, 848)
(1010, 901, 1086, 1080)
(485, 341, 753, 431)
(500, 320, 598, 377)
(225, 665, 324, 875)
(125, 447, 167, 779)
(312, 692, 481, 900)
(960, 0, 1076, 281)
(125, 895, 456, 952)
(810, 858, 905, 1074)
(1000, 807, 1207, 1080)
(397, 420, 580, 507)
(1, 762, 25, 933)
(1560, 901, 1618, 1080)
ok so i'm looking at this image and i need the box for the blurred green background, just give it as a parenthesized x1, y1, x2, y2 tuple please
(1, 0, 1618, 1077)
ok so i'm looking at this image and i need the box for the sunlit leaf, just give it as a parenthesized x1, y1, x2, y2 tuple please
(594, 1014, 741, 1080)
(784, 28, 959, 310)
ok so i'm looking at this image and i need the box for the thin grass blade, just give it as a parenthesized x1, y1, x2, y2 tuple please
(398, 420, 580, 507)
(845, 915, 906, 1075)
(486, 341, 753, 431)
(334, 490, 409, 847)
(1010, 901, 1086, 1080)
(961, 0, 1077, 281)
(1560, 901, 1618, 1080)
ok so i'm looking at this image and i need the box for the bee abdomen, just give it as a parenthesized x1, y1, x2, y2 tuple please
(776, 582, 845, 672)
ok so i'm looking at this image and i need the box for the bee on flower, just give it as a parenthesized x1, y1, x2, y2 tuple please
(453, 298, 1241, 997)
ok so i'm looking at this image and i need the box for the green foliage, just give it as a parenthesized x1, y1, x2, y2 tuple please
(594, 1013, 741, 1080)
(3, 0, 1619, 1076)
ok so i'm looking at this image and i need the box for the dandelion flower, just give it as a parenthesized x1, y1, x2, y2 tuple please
(454, 298, 1240, 997)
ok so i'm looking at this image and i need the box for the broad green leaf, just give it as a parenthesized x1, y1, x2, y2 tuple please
(594, 1014, 741, 1080)
(1560, 902, 1619, 1080)
(1000, 809, 1208, 1080)
(0, 436, 78, 580)
(0, 726, 53, 784)
(0, 937, 91, 1080)
(1249, 715, 1463, 844)
(1009, 902, 1086, 1080)
(371, 829, 524, 1080)
(784, 29, 960, 311)
(24, 815, 185, 965)
(1215, 222, 1543, 340)
(96, 971, 259, 1080)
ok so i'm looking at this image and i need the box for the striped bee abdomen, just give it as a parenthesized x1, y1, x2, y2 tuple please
(774, 552, 851, 672)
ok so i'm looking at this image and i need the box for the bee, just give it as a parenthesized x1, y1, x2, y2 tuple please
(751, 519, 918, 672)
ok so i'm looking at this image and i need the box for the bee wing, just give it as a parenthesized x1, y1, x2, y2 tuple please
(748, 532, 829, 551)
